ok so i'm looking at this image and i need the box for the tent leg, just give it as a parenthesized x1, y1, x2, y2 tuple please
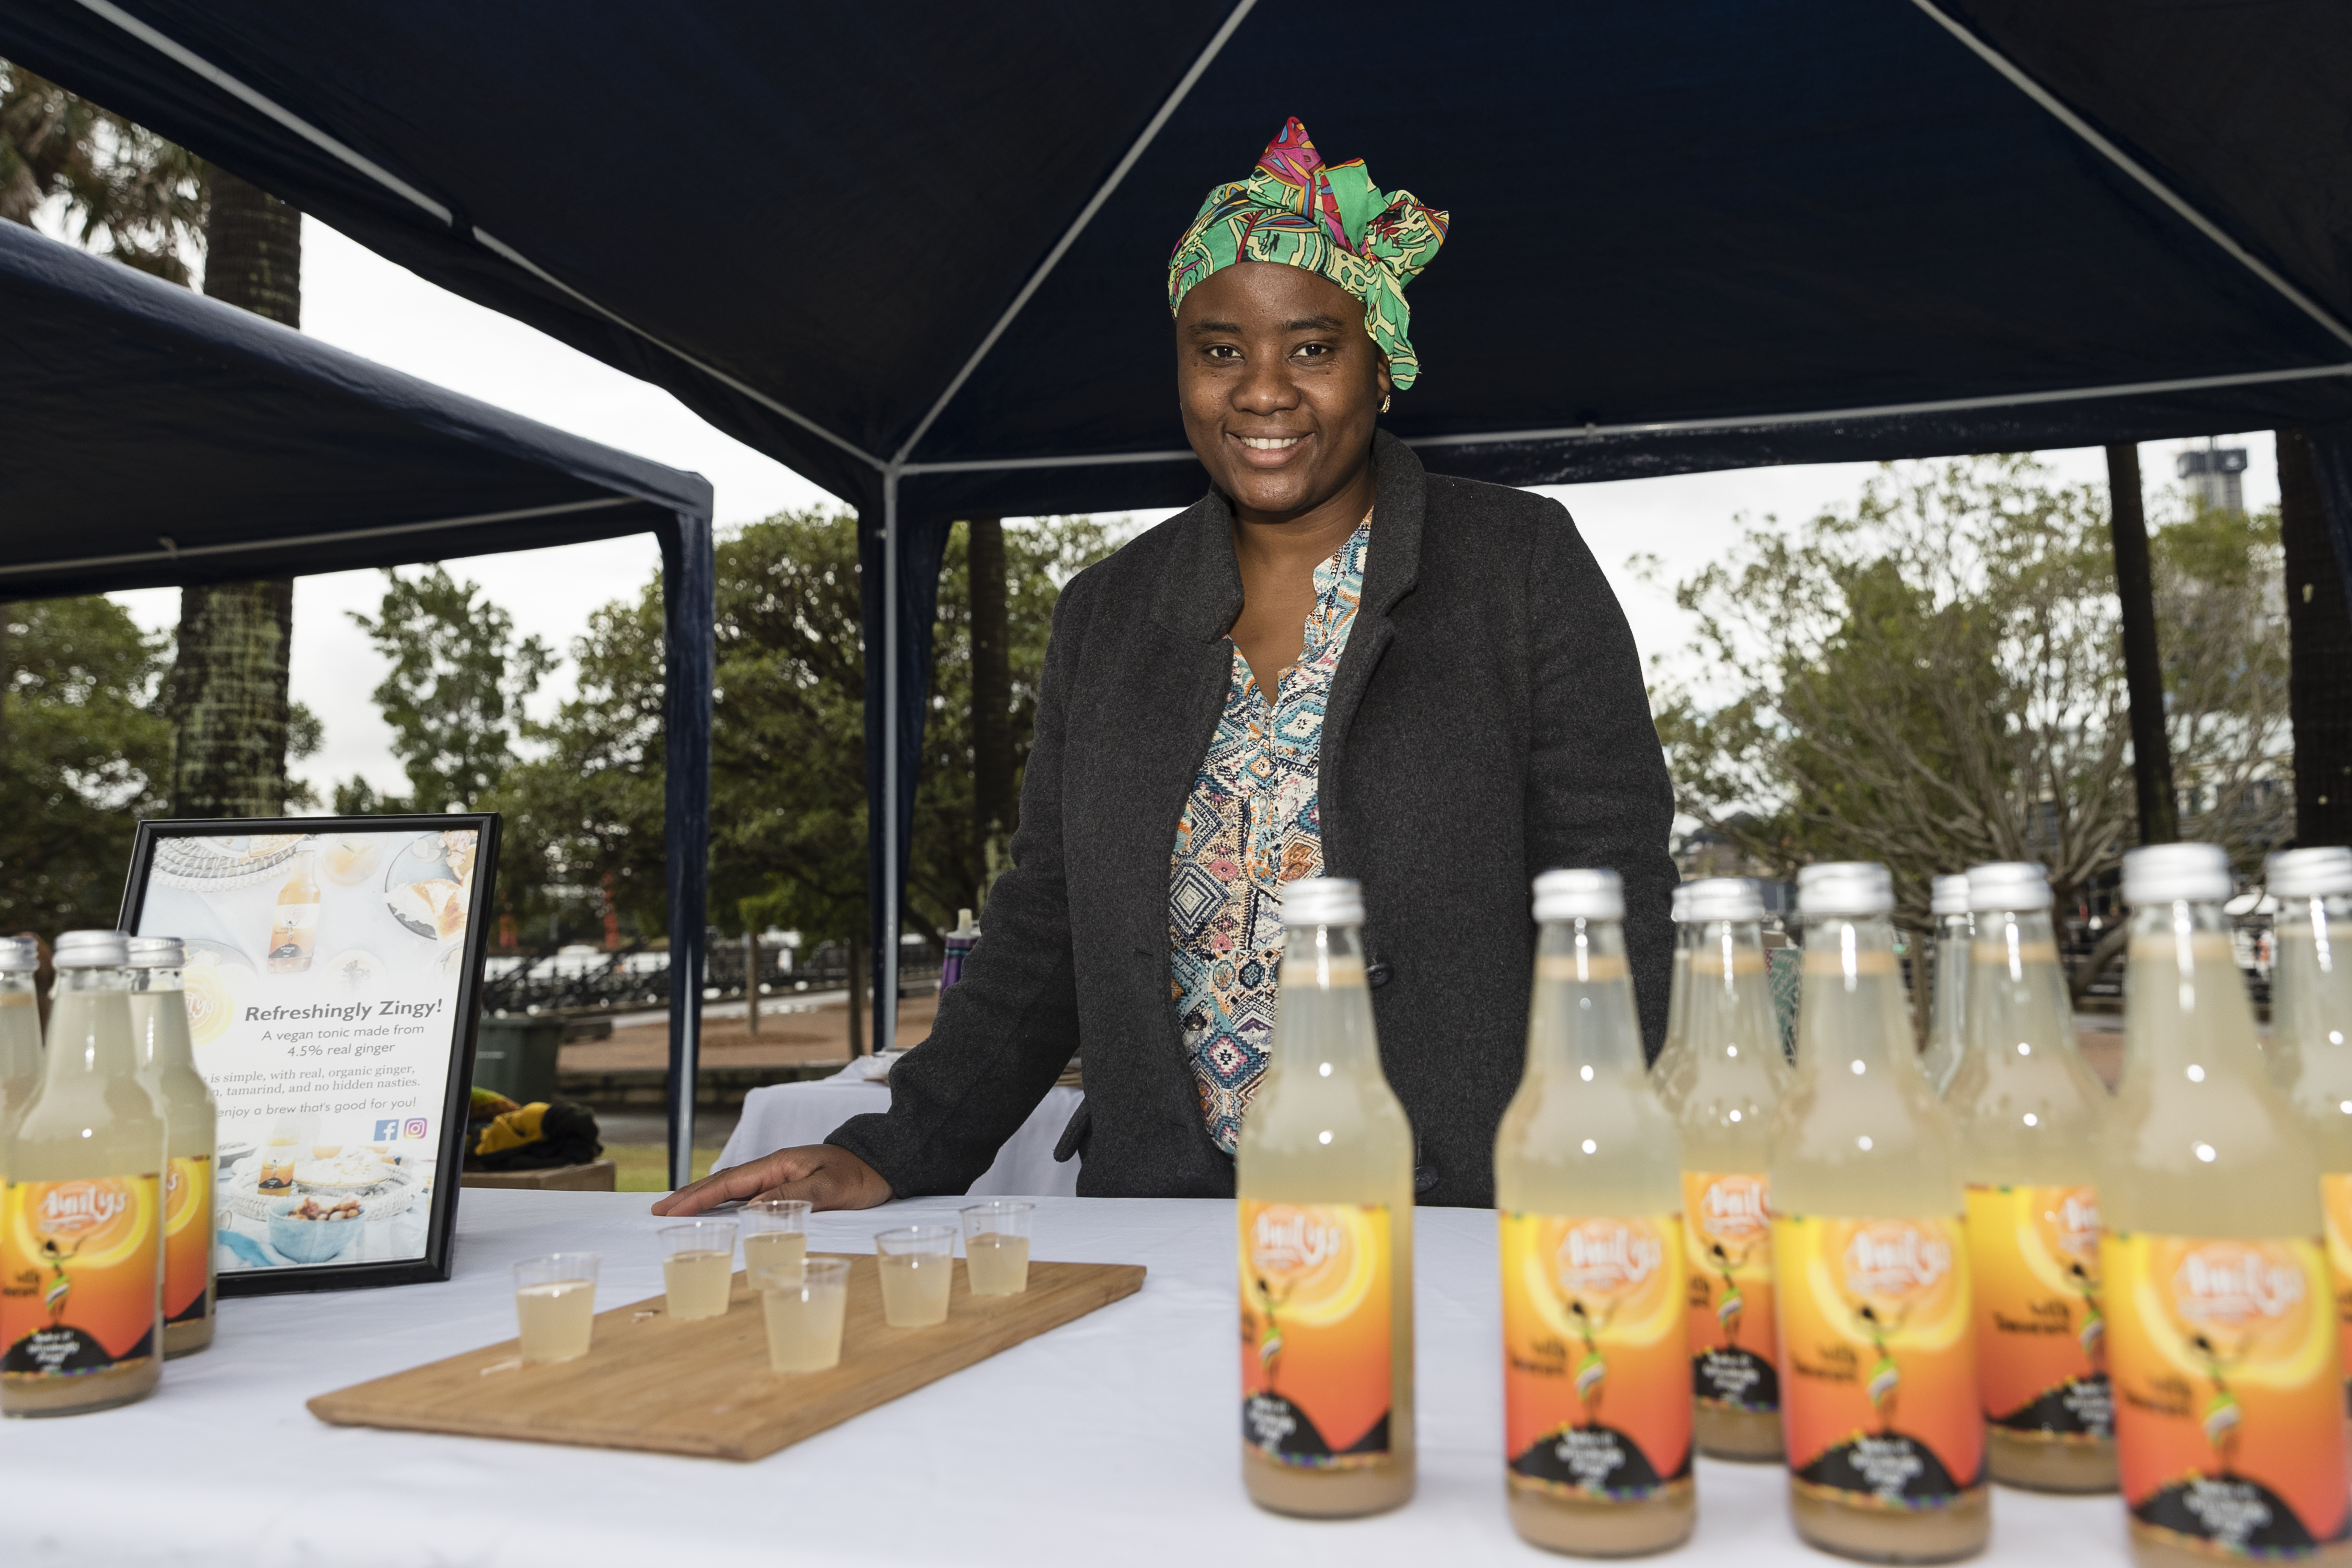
(2284, 425, 2352, 846)
(661, 510, 715, 1191)
(878, 469, 901, 1056)
(2106, 444, 2177, 845)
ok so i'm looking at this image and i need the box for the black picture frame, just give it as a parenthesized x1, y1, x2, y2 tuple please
(117, 813, 500, 1296)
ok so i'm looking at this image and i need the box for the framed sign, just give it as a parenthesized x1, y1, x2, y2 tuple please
(118, 814, 500, 1295)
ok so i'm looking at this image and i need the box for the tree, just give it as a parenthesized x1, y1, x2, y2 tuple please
(1653, 455, 2290, 925)
(0, 596, 174, 929)
(339, 565, 556, 815)
(0, 59, 207, 281)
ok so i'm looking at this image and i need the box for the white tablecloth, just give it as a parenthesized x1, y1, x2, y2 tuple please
(5, 1189, 2134, 1568)
(716, 1059, 1082, 1197)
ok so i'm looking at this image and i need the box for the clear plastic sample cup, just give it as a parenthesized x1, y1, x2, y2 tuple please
(659, 1220, 738, 1321)
(760, 1256, 850, 1373)
(960, 1201, 1033, 1296)
(742, 1198, 811, 1282)
(874, 1225, 955, 1327)
(513, 1253, 599, 1363)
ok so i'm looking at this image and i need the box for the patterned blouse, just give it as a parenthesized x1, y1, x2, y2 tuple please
(1169, 515, 1371, 1153)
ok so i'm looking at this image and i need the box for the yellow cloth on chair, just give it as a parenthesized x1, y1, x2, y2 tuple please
(475, 1101, 551, 1157)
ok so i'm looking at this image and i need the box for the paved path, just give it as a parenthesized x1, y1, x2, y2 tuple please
(559, 991, 938, 1074)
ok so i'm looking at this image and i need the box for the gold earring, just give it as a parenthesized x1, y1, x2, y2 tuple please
(1380, 393, 1392, 413)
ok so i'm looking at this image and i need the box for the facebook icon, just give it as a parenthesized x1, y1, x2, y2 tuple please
(373, 1119, 401, 1141)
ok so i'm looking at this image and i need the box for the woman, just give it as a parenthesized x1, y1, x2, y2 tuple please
(656, 119, 1673, 1215)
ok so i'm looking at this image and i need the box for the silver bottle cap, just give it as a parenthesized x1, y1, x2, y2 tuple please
(52, 929, 131, 969)
(2123, 843, 2232, 906)
(1534, 868, 1624, 923)
(126, 935, 188, 969)
(1930, 874, 1971, 916)
(1682, 877, 1765, 923)
(1281, 877, 1365, 928)
(2268, 847, 2352, 901)
(1796, 862, 1894, 918)
(0, 936, 37, 972)
(1965, 862, 2050, 914)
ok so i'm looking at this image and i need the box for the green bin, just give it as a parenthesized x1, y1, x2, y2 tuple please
(471, 1012, 566, 1104)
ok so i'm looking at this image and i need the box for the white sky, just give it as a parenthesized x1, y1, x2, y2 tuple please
(105, 218, 2284, 807)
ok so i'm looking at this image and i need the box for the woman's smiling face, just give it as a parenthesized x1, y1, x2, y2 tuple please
(1175, 261, 1391, 524)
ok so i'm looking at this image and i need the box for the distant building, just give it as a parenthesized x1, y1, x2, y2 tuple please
(2175, 439, 2248, 514)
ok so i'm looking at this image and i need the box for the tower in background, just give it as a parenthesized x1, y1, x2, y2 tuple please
(2176, 437, 2249, 514)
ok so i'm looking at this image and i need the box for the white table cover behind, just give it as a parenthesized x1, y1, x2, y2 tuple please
(4, 1188, 2133, 1568)
(716, 1058, 1082, 1197)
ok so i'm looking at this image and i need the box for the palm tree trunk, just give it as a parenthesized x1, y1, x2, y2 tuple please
(172, 168, 301, 817)
(967, 516, 1014, 900)
(2281, 428, 2352, 847)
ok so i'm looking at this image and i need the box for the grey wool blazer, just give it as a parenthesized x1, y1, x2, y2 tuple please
(828, 433, 1677, 1209)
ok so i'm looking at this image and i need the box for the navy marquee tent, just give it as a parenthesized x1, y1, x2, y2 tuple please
(7, 0, 2352, 1170)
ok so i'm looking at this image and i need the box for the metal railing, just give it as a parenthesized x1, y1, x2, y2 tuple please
(479, 940, 943, 1016)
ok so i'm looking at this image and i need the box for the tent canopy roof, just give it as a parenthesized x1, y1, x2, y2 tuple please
(0, 217, 710, 601)
(4, 0, 2349, 522)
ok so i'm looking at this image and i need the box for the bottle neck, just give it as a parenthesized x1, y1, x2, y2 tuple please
(1681, 916, 1780, 1063)
(132, 965, 186, 995)
(2273, 894, 2352, 1057)
(1794, 912, 1913, 1076)
(0, 971, 32, 1000)
(45, 965, 136, 1083)
(1526, 916, 1646, 1078)
(2120, 897, 2264, 1079)
(1961, 907, 2073, 1061)
(1272, 920, 1378, 1070)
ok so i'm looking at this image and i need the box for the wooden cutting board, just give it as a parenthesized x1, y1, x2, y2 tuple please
(308, 1254, 1145, 1461)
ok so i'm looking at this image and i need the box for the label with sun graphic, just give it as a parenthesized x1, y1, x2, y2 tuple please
(162, 1156, 213, 1323)
(1965, 1183, 2111, 1443)
(1501, 1211, 1692, 1502)
(1, 1175, 162, 1383)
(2320, 1175, 2352, 1398)
(2105, 1231, 2350, 1559)
(1774, 1213, 1985, 1509)
(1238, 1202, 1392, 1467)
(1682, 1171, 1779, 1413)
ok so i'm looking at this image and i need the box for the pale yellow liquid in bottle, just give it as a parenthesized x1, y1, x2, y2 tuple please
(1920, 915, 1970, 1096)
(2105, 906, 2350, 1568)
(877, 1253, 952, 1327)
(3, 969, 167, 1416)
(1235, 921, 1415, 1518)
(763, 1280, 847, 1371)
(1663, 918, 1788, 1463)
(1652, 923, 1695, 1095)
(743, 1229, 806, 1281)
(131, 970, 218, 1358)
(515, 1281, 596, 1362)
(2267, 892, 2352, 1411)
(662, 1250, 735, 1320)
(1943, 913, 2113, 1493)
(1772, 914, 1989, 1562)
(1496, 917, 1696, 1554)
(0, 974, 40, 1157)
(965, 1233, 1030, 1295)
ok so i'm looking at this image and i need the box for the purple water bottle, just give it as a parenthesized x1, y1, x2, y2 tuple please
(940, 907, 978, 991)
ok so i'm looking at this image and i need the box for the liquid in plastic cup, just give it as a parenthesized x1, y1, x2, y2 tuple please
(659, 1220, 737, 1321)
(875, 1225, 955, 1327)
(513, 1253, 600, 1363)
(759, 1256, 850, 1372)
(960, 1201, 1033, 1296)
(742, 1198, 811, 1282)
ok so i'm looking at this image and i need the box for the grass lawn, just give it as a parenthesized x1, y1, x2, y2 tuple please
(606, 1143, 723, 1193)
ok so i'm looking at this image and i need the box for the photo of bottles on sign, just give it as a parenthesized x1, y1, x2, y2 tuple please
(122, 822, 494, 1281)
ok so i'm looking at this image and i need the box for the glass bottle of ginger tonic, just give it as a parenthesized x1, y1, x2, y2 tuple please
(1652, 884, 1697, 1100)
(1495, 868, 1694, 1555)
(128, 937, 218, 1358)
(1661, 876, 1789, 1463)
(1772, 862, 1988, 1562)
(1, 930, 167, 1416)
(1236, 877, 1415, 1518)
(1943, 862, 2114, 1493)
(1919, 875, 1972, 1096)
(2102, 844, 2352, 1568)
(0, 937, 41, 1155)
(2264, 847, 2352, 1411)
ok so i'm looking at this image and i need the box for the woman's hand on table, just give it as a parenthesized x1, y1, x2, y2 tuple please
(649, 1144, 892, 1216)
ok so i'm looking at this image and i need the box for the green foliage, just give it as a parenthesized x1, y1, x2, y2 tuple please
(1653, 456, 2289, 920)
(341, 566, 555, 816)
(0, 59, 209, 283)
(0, 596, 174, 930)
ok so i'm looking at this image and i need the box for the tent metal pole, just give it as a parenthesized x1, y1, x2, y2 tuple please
(878, 469, 901, 1057)
(660, 510, 716, 1191)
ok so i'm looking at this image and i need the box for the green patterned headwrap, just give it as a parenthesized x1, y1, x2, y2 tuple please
(1167, 118, 1449, 390)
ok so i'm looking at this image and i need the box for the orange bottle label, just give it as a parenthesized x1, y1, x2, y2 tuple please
(1964, 1183, 2111, 1441)
(1, 1175, 162, 1380)
(1501, 1211, 1693, 1500)
(1682, 1171, 1779, 1412)
(163, 1155, 213, 1323)
(1239, 1202, 1392, 1467)
(2322, 1175, 2352, 1396)
(2105, 1231, 2351, 1557)
(1774, 1213, 1985, 1508)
